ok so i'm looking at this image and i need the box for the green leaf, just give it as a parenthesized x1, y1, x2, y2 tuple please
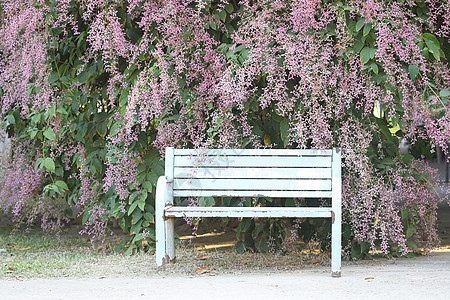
(6, 114, 15, 124)
(241, 218, 252, 232)
(405, 252, 419, 258)
(380, 157, 395, 165)
(351, 243, 362, 259)
(343, 225, 352, 240)
(152, 163, 165, 176)
(55, 180, 69, 191)
(97, 122, 107, 136)
(128, 201, 139, 216)
(244, 235, 255, 251)
(77, 31, 86, 48)
(252, 224, 263, 239)
(43, 157, 55, 172)
(114, 235, 132, 253)
(375, 117, 392, 138)
(132, 212, 143, 225)
(199, 197, 215, 207)
(43, 128, 57, 141)
(49, 105, 56, 118)
(50, 183, 63, 194)
(369, 48, 377, 59)
(56, 107, 68, 115)
(360, 47, 373, 64)
(82, 210, 91, 225)
(130, 220, 143, 235)
(399, 154, 415, 164)
(147, 173, 159, 186)
(235, 241, 245, 254)
(285, 198, 296, 207)
(117, 7, 127, 23)
(119, 88, 129, 106)
(34, 158, 44, 170)
(219, 10, 226, 21)
(240, 49, 249, 62)
(401, 208, 409, 220)
(280, 119, 289, 146)
(30, 129, 38, 139)
(109, 122, 120, 136)
(225, 4, 234, 13)
(354, 39, 364, 53)
(144, 212, 154, 223)
(236, 223, 242, 238)
(142, 181, 153, 191)
(407, 241, 418, 249)
(132, 233, 143, 243)
(48, 72, 59, 84)
(440, 89, 450, 98)
(31, 113, 41, 123)
(423, 33, 441, 60)
(405, 225, 416, 239)
(361, 242, 370, 256)
(356, 18, 365, 32)
(370, 63, 379, 74)
(408, 65, 420, 80)
(259, 237, 268, 253)
(363, 23, 371, 36)
(138, 192, 147, 211)
(55, 167, 63, 177)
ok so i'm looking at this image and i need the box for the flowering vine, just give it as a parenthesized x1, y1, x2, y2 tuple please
(1, 0, 449, 256)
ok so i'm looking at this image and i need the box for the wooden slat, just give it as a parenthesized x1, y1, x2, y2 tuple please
(174, 178, 331, 191)
(165, 206, 333, 218)
(173, 149, 332, 156)
(174, 156, 332, 168)
(174, 167, 331, 179)
(173, 190, 332, 198)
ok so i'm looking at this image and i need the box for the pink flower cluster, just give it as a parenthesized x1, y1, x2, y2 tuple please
(0, 140, 44, 222)
(103, 147, 139, 201)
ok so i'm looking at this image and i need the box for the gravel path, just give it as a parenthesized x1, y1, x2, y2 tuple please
(2, 250, 449, 300)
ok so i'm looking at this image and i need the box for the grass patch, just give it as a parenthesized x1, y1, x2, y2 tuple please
(0, 226, 334, 279)
(0, 227, 159, 279)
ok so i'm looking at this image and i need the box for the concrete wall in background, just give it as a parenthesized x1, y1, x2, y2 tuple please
(0, 128, 11, 226)
(0, 128, 10, 161)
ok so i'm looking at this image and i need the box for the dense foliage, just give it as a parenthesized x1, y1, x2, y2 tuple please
(1, 0, 449, 257)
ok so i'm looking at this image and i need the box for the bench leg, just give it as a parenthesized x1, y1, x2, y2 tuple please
(331, 210, 342, 277)
(155, 176, 167, 267)
(331, 148, 342, 277)
(156, 206, 166, 266)
(166, 218, 175, 262)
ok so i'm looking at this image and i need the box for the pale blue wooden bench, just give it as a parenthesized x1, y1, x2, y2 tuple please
(155, 147, 342, 277)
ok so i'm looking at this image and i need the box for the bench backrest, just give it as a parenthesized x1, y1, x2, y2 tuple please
(165, 148, 341, 199)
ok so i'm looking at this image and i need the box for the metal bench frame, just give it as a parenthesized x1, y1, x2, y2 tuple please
(155, 147, 342, 277)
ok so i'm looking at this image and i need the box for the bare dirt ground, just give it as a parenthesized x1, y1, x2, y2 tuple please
(1, 207, 450, 299)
